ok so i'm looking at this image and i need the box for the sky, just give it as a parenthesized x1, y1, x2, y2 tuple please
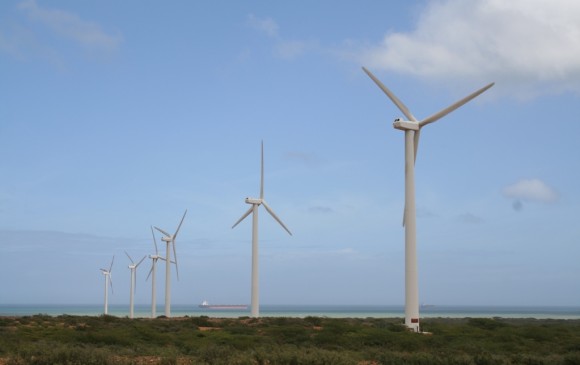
(1, 0, 579, 308)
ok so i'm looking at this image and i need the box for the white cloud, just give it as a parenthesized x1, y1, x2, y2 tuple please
(276, 39, 313, 59)
(335, 248, 358, 256)
(18, 0, 122, 53)
(247, 14, 313, 60)
(458, 212, 484, 224)
(502, 178, 558, 203)
(360, 0, 580, 97)
(247, 14, 279, 38)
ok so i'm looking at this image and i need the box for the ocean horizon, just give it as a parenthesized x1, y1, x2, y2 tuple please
(1, 304, 579, 320)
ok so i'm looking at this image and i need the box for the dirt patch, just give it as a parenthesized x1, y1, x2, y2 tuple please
(198, 326, 221, 331)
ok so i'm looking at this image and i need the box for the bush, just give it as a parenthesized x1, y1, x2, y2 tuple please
(190, 316, 212, 327)
(304, 316, 323, 327)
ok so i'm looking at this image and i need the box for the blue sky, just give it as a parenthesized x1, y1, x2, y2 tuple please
(1, 0, 579, 308)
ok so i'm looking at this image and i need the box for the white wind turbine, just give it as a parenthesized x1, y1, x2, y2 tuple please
(146, 226, 165, 318)
(232, 141, 292, 318)
(125, 251, 146, 319)
(362, 67, 494, 332)
(99, 256, 114, 315)
(154, 210, 187, 318)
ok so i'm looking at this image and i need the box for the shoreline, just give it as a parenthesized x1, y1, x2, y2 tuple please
(1, 304, 579, 320)
(2, 315, 580, 324)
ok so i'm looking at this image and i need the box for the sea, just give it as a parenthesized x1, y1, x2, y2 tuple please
(1, 304, 579, 319)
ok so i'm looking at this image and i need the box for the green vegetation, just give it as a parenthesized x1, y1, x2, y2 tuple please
(1, 314, 579, 364)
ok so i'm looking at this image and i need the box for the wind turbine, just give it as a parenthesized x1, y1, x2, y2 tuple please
(362, 67, 494, 332)
(146, 226, 164, 318)
(154, 210, 187, 318)
(99, 256, 114, 315)
(125, 251, 146, 319)
(232, 141, 292, 318)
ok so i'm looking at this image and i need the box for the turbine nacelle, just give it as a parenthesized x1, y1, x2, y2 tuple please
(125, 251, 146, 270)
(245, 197, 263, 205)
(393, 119, 419, 131)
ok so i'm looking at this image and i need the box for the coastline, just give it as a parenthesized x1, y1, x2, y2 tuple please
(1, 304, 579, 319)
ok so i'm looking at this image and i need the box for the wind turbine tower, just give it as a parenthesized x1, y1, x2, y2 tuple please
(362, 67, 494, 332)
(126, 251, 146, 319)
(232, 141, 292, 318)
(99, 256, 114, 315)
(154, 210, 187, 318)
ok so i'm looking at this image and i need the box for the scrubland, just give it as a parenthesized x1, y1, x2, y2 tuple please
(1, 314, 580, 364)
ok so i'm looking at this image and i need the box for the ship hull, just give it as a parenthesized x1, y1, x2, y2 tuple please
(199, 300, 248, 310)
(199, 304, 248, 309)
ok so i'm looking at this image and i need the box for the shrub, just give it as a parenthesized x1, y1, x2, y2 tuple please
(304, 316, 323, 327)
(190, 316, 212, 327)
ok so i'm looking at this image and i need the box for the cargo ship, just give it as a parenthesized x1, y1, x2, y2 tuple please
(198, 300, 248, 310)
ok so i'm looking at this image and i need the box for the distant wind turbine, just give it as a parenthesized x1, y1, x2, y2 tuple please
(146, 226, 165, 318)
(99, 256, 114, 315)
(232, 141, 292, 318)
(125, 251, 146, 319)
(362, 67, 494, 332)
(154, 210, 187, 318)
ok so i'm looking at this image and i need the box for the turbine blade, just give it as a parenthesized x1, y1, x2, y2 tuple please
(172, 242, 179, 281)
(402, 204, 406, 227)
(232, 206, 253, 229)
(260, 141, 264, 200)
(136, 255, 146, 268)
(173, 210, 187, 239)
(419, 82, 495, 127)
(262, 200, 292, 236)
(146, 265, 153, 281)
(151, 226, 159, 255)
(362, 67, 418, 122)
(413, 129, 420, 164)
(154, 226, 171, 238)
(109, 275, 114, 294)
(125, 251, 134, 264)
(109, 256, 114, 273)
